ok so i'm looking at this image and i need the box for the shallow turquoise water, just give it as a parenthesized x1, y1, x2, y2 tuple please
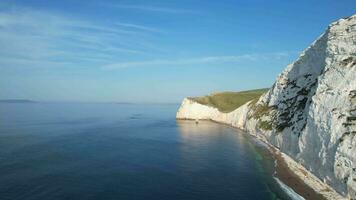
(0, 103, 290, 200)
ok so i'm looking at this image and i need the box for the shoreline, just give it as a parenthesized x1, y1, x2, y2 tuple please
(272, 149, 327, 200)
(177, 119, 346, 200)
(273, 150, 347, 200)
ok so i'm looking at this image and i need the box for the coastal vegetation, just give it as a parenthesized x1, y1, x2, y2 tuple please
(189, 88, 269, 113)
(248, 100, 276, 131)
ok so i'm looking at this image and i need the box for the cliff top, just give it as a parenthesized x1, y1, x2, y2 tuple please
(188, 88, 268, 113)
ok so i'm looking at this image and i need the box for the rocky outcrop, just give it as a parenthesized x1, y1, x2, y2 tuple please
(176, 98, 221, 120)
(177, 15, 356, 199)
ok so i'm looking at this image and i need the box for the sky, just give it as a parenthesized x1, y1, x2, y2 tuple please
(0, 0, 355, 103)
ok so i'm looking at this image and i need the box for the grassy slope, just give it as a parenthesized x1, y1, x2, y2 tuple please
(189, 88, 269, 113)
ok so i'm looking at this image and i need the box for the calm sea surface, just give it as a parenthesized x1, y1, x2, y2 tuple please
(0, 103, 291, 200)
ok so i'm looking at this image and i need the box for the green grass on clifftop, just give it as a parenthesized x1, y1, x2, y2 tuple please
(189, 88, 269, 113)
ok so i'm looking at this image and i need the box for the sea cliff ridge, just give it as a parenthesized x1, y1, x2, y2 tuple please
(177, 15, 356, 200)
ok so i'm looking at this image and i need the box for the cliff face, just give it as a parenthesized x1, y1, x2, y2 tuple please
(177, 15, 356, 199)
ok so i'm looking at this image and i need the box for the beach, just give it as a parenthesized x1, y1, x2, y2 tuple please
(271, 148, 346, 200)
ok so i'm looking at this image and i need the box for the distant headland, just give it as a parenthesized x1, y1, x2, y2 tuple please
(0, 99, 37, 103)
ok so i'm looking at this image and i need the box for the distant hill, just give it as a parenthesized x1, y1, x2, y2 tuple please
(0, 99, 37, 103)
(189, 88, 269, 113)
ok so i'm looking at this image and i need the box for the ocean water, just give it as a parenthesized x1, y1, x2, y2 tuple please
(0, 103, 291, 200)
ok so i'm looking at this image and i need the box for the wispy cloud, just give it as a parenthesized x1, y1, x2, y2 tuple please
(109, 4, 198, 14)
(0, 6, 162, 68)
(114, 22, 162, 33)
(103, 52, 294, 70)
(0, 4, 294, 72)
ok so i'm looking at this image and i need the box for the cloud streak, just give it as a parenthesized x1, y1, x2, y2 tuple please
(114, 22, 162, 33)
(0, 6, 162, 68)
(110, 4, 198, 14)
(103, 52, 294, 70)
(0, 4, 294, 72)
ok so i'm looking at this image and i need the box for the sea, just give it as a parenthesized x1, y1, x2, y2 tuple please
(0, 102, 293, 200)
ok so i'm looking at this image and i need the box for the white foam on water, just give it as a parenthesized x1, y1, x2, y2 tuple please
(274, 177, 305, 200)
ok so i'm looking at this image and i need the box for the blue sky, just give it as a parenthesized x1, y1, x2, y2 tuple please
(0, 0, 355, 103)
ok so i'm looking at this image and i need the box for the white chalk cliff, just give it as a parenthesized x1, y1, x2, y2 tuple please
(177, 15, 356, 199)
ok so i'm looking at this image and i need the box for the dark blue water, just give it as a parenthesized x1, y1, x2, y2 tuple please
(0, 103, 290, 200)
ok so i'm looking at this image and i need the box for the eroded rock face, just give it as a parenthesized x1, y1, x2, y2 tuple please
(298, 17, 356, 197)
(259, 15, 356, 198)
(176, 98, 221, 120)
(176, 15, 356, 199)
